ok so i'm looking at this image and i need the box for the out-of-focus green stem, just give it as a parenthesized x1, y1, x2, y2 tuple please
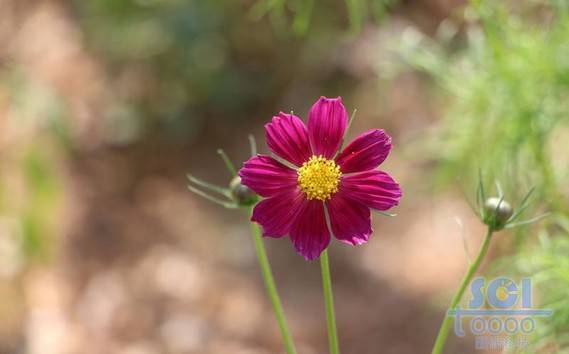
(320, 249, 340, 354)
(431, 227, 494, 354)
(249, 210, 297, 354)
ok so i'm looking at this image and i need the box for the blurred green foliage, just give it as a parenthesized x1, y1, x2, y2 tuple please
(0, 146, 61, 263)
(71, 0, 387, 144)
(72, 0, 298, 142)
(391, 0, 569, 350)
(493, 215, 569, 353)
(0, 71, 65, 263)
(393, 0, 569, 214)
(21, 148, 61, 260)
(251, 0, 397, 35)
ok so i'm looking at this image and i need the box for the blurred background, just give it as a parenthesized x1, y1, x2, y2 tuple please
(0, 0, 568, 353)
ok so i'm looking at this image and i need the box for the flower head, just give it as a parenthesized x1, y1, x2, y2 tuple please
(239, 97, 402, 260)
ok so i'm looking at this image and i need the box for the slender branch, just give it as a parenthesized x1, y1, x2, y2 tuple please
(320, 249, 340, 354)
(249, 211, 297, 354)
(431, 227, 494, 354)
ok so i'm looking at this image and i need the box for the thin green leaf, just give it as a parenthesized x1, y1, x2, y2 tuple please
(248, 134, 258, 156)
(506, 213, 550, 229)
(487, 194, 505, 228)
(458, 180, 480, 218)
(335, 109, 358, 158)
(348, 108, 357, 132)
(493, 195, 505, 219)
(455, 216, 472, 264)
(271, 153, 298, 170)
(188, 185, 238, 209)
(478, 169, 486, 202)
(217, 149, 237, 176)
(507, 187, 535, 223)
(509, 203, 530, 224)
(477, 170, 486, 218)
(494, 180, 503, 199)
(187, 174, 231, 198)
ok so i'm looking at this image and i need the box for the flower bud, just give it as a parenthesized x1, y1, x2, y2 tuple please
(230, 176, 257, 206)
(483, 197, 513, 230)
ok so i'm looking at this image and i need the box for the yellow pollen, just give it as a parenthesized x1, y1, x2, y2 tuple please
(297, 155, 341, 201)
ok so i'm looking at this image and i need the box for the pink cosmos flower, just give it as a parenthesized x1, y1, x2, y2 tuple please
(239, 97, 402, 260)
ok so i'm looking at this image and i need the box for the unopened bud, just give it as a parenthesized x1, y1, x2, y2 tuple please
(230, 176, 257, 206)
(483, 197, 513, 230)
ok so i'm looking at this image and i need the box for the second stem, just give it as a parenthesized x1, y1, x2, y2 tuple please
(249, 213, 297, 354)
(431, 227, 495, 354)
(320, 249, 340, 354)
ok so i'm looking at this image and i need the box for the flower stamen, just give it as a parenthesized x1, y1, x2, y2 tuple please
(297, 155, 341, 201)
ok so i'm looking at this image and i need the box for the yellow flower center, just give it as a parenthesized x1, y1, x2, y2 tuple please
(297, 155, 341, 201)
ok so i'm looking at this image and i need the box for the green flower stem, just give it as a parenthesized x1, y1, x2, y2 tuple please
(431, 227, 495, 354)
(249, 211, 297, 354)
(320, 249, 340, 354)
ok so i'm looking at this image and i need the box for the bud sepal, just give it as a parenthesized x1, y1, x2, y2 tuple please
(187, 135, 259, 208)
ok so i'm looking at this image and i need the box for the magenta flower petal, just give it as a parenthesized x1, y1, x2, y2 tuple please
(289, 200, 330, 260)
(340, 170, 402, 211)
(252, 189, 305, 238)
(327, 193, 372, 245)
(308, 97, 348, 159)
(239, 155, 298, 197)
(335, 129, 392, 173)
(265, 113, 312, 167)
